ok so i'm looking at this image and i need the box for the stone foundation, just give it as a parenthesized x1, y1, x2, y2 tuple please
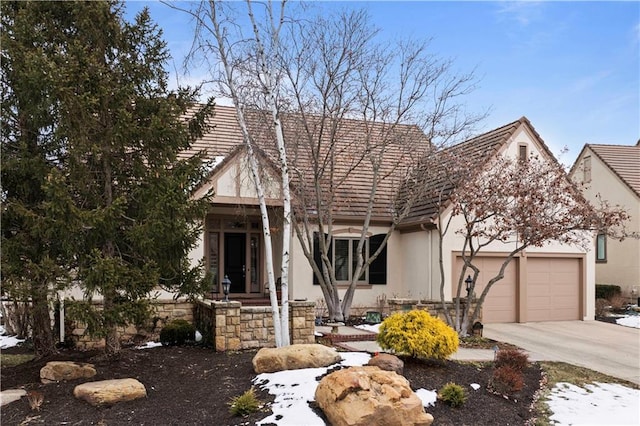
(194, 300, 316, 351)
(67, 299, 315, 351)
(388, 298, 482, 325)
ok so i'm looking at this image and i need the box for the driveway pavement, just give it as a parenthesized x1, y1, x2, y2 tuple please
(483, 321, 640, 385)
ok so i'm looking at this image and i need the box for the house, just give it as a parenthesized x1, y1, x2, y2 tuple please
(569, 142, 640, 302)
(188, 108, 596, 323)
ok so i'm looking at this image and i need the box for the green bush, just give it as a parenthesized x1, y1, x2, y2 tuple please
(376, 310, 459, 360)
(438, 382, 466, 407)
(229, 387, 261, 416)
(494, 349, 529, 372)
(596, 284, 621, 300)
(159, 319, 195, 346)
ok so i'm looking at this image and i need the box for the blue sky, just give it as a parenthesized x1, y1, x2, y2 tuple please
(125, 1, 639, 165)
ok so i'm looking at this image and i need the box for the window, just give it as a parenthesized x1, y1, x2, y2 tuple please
(518, 144, 528, 161)
(313, 233, 387, 285)
(583, 156, 592, 183)
(596, 233, 607, 262)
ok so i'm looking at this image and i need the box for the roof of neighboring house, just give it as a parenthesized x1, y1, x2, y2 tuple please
(584, 144, 640, 198)
(186, 105, 431, 219)
(400, 117, 544, 226)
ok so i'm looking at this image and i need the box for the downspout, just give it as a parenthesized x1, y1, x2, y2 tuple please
(420, 223, 432, 300)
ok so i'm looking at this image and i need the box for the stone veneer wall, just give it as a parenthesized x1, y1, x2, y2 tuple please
(194, 300, 316, 351)
(388, 298, 482, 324)
(70, 299, 316, 351)
(69, 300, 195, 350)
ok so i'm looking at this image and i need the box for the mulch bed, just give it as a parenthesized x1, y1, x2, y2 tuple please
(1, 342, 543, 425)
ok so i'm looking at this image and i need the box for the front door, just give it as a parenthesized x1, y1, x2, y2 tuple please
(224, 233, 246, 293)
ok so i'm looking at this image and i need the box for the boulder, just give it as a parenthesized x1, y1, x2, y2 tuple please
(0, 389, 27, 406)
(40, 361, 97, 384)
(252, 344, 342, 373)
(366, 353, 404, 375)
(315, 366, 433, 426)
(74, 378, 147, 406)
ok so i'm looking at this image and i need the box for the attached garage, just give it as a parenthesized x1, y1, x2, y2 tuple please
(454, 256, 517, 323)
(526, 257, 581, 322)
(454, 255, 583, 324)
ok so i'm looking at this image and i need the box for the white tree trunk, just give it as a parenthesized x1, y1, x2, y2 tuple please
(207, 0, 283, 346)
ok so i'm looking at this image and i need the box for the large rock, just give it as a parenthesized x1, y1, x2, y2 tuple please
(315, 366, 433, 426)
(40, 361, 96, 384)
(252, 344, 342, 373)
(0, 389, 27, 406)
(366, 353, 404, 375)
(74, 378, 147, 406)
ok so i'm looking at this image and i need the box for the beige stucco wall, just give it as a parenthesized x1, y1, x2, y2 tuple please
(571, 149, 640, 300)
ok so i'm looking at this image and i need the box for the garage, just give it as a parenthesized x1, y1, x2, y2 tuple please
(526, 257, 581, 321)
(454, 256, 517, 323)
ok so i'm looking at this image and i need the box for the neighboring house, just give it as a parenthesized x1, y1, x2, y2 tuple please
(569, 142, 640, 302)
(188, 108, 595, 323)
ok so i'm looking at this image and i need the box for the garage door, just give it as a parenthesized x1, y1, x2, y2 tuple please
(526, 257, 580, 321)
(454, 257, 517, 323)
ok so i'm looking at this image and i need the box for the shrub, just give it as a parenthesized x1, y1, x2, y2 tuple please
(229, 387, 261, 416)
(494, 349, 529, 372)
(489, 365, 524, 395)
(376, 310, 459, 360)
(438, 382, 466, 407)
(159, 319, 195, 346)
(595, 298, 609, 317)
(596, 284, 621, 300)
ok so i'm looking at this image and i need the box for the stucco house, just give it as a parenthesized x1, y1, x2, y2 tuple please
(569, 142, 640, 302)
(188, 108, 596, 323)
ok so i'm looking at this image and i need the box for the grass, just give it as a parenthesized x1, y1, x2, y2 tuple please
(1, 353, 35, 368)
(532, 362, 640, 426)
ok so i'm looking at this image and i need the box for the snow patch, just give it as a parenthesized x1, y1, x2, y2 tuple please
(415, 388, 438, 407)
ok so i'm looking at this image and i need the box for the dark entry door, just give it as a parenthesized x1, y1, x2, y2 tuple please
(224, 233, 246, 293)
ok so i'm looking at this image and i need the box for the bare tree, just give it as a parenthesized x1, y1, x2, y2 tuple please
(169, 0, 293, 346)
(279, 9, 483, 321)
(428, 148, 631, 335)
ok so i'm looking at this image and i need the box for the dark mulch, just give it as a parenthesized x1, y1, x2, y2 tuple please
(1, 342, 543, 426)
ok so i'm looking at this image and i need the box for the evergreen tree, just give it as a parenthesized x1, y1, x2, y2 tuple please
(2, 1, 213, 356)
(1, 1, 79, 357)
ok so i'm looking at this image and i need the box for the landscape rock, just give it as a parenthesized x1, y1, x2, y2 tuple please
(0, 389, 27, 406)
(73, 378, 147, 406)
(315, 366, 433, 426)
(366, 353, 404, 375)
(252, 343, 342, 373)
(40, 361, 97, 384)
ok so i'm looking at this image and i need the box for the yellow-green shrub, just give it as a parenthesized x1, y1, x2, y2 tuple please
(376, 310, 459, 360)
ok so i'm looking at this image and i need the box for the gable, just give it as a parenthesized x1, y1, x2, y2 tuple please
(192, 146, 283, 205)
(400, 116, 561, 228)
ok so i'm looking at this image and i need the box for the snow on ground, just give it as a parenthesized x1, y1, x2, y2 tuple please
(616, 315, 640, 329)
(547, 382, 640, 426)
(252, 352, 371, 426)
(0, 325, 24, 349)
(135, 341, 163, 349)
(354, 323, 381, 333)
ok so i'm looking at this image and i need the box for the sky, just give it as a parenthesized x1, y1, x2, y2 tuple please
(124, 1, 640, 165)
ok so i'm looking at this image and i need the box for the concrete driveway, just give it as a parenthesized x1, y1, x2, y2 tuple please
(483, 321, 640, 385)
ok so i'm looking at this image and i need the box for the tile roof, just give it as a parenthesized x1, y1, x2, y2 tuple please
(399, 118, 527, 226)
(186, 105, 431, 219)
(587, 144, 640, 198)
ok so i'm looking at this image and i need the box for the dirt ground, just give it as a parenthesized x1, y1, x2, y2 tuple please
(1, 342, 543, 426)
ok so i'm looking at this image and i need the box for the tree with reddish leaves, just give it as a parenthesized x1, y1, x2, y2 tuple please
(433, 151, 631, 335)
